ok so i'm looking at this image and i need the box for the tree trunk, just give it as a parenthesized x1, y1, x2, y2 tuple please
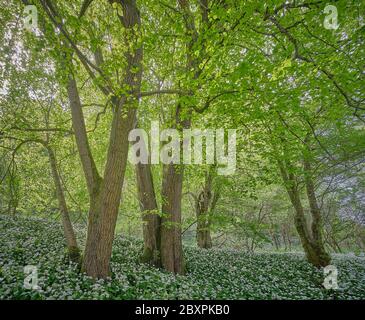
(195, 171, 217, 249)
(82, 108, 135, 277)
(160, 0, 209, 273)
(286, 227, 292, 250)
(81, 97, 140, 278)
(131, 120, 161, 265)
(270, 231, 280, 251)
(40, 0, 142, 278)
(196, 203, 211, 249)
(281, 224, 288, 250)
(196, 214, 213, 249)
(278, 159, 331, 267)
(356, 225, 365, 250)
(160, 162, 185, 274)
(79, 0, 142, 278)
(303, 157, 331, 266)
(136, 161, 160, 265)
(47, 146, 80, 263)
(196, 224, 212, 249)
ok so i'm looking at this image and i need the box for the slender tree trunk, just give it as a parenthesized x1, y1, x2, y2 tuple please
(268, 216, 279, 250)
(81, 92, 141, 278)
(82, 107, 135, 277)
(270, 231, 280, 250)
(327, 234, 342, 253)
(288, 184, 322, 266)
(196, 202, 211, 249)
(159, 0, 196, 274)
(356, 225, 365, 250)
(196, 213, 213, 249)
(47, 146, 80, 263)
(281, 224, 288, 250)
(281, 232, 287, 250)
(287, 227, 292, 250)
(195, 171, 217, 249)
(159, 0, 211, 273)
(196, 221, 212, 248)
(131, 120, 161, 265)
(303, 157, 331, 266)
(278, 159, 331, 267)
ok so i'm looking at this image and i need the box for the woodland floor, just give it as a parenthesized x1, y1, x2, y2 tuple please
(0, 215, 364, 300)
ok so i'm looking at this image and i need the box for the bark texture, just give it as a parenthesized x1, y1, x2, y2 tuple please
(160, 162, 185, 274)
(194, 170, 219, 249)
(135, 147, 160, 265)
(47, 146, 80, 263)
(278, 158, 331, 267)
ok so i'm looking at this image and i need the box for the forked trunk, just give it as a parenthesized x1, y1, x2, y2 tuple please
(159, 0, 205, 273)
(79, 0, 142, 278)
(42, 0, 142, 278)
(81, 101, 138, 278)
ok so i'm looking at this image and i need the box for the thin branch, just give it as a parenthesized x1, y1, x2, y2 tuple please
(193, 90, 240, 113)
(78, 0, 94, 18)
(138, 89, 186, 98)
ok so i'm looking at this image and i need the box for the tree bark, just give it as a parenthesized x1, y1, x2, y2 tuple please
(82, 0, 143, 278)
(47, 146, 80, 263)
(82, 102, 137, 278)
(195, 170, 218, 249)
(278, 158, 331, 267)
(196, 203, 211, 249)
(135, 159, 160, 266)
(356, 225, 365, 250)
(37, 0, 143, 278)
(303, 157, 331, 266)
(160, 161, 185, 274)
(159, 0, 204, 274)
(131, 119, 161, 265)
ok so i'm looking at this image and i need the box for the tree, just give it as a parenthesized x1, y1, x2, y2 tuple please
(36, 0, 143, 278)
